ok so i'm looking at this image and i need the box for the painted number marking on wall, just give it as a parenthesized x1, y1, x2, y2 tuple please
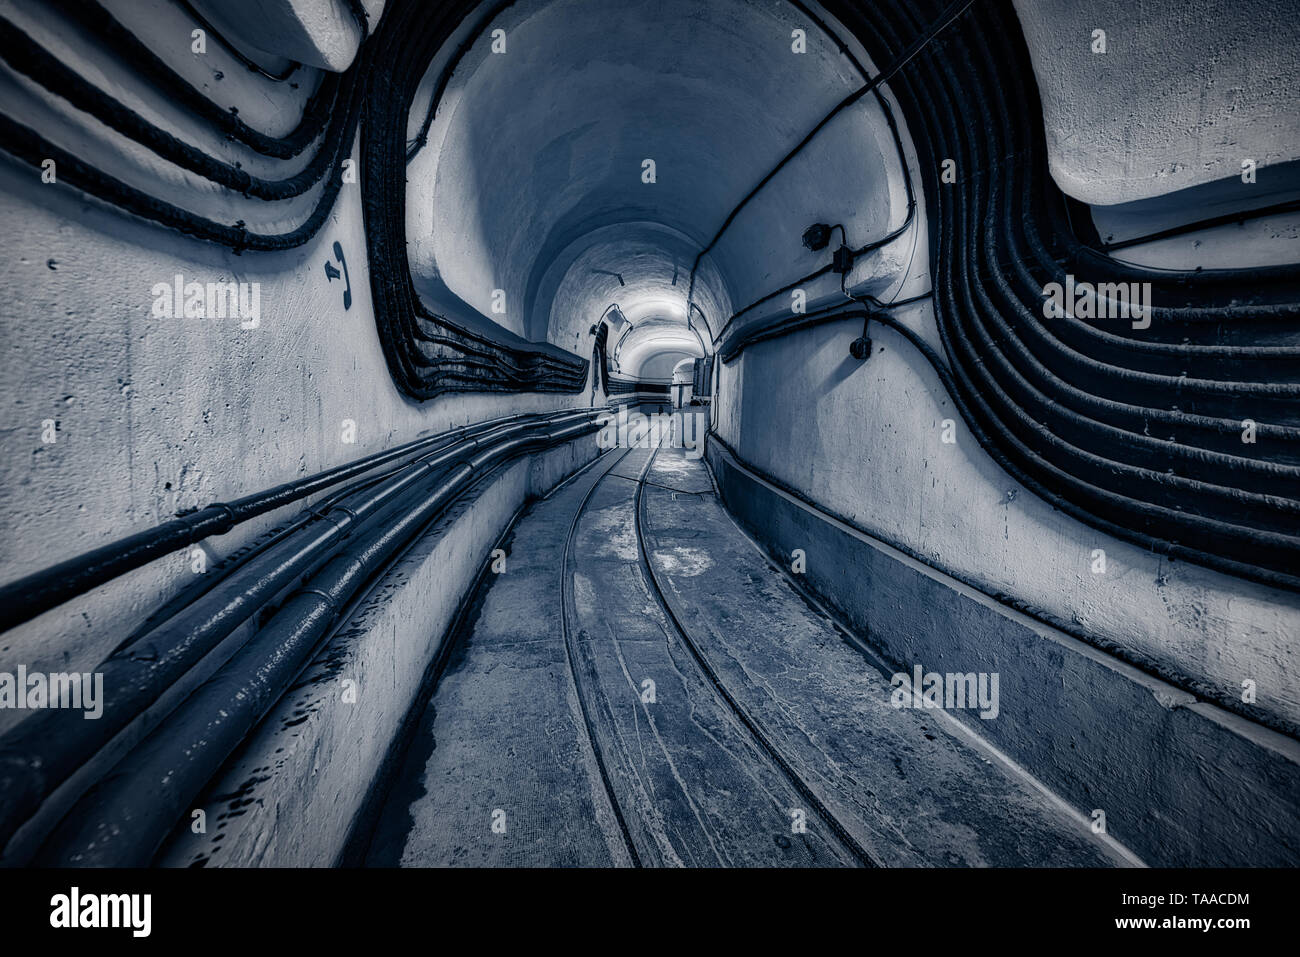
(324, 240, 352, 310)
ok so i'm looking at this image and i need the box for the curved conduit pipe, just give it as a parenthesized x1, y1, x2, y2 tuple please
(716, 302, 1300, 739)
(362, 0, 590, 398)
(0, 0, 366, 251)
(0, 0, 364, 249)
(0, 410, 560, 633)
(0, 410, 600, 853)
(710, 0, 1300, 592)
(41, 0, 347, 160)
(0, 17, 348, 202)
(33, 414, 604, 866)
(173, 0, 303, 82)
(404, 0, 517, 161)
(902, 0, 1298, 579)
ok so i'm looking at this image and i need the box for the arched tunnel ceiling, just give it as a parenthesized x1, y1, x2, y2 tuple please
(614, 316, 704, 379)
(538, 222, 715, 376)
(412, 0, 870, 372)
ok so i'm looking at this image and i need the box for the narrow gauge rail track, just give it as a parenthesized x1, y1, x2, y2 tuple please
(556, 432, 879, 867)
(558, 447, 644, 867)
(632, 443, 879, 869)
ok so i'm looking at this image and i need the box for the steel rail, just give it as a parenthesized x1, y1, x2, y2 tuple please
(556, 447, 644, 867)
(632, 441, 877, 867)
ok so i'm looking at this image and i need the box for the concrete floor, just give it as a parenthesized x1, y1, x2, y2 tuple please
(365, 435, 1131, 867)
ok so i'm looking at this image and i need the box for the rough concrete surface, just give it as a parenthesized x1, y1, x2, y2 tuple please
(364, 432, 1134, 867)
(709, 438, 1300, 866)
(1011, 0, 1300, 205)
(158, 434, 602, 867)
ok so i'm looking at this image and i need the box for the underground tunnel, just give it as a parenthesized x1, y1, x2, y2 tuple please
(0, 0, 1297, 900)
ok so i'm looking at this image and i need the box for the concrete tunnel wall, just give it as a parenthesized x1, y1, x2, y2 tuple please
(1, 0, 1298, 864)
(0, 0, 595, 737)
(0, 0, 905, 859)
(710, 1, 1300, 739)
(1011, 0, 1300, 207)
(403, 0, 901, 379)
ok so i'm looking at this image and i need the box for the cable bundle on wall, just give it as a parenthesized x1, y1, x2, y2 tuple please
(607, 377, 670, 396)
(0, 0, 365, 250)
(0, 0, 588, 394)
(360, 0, 589, 399)
(720, 0, 1300, 594)
(0, 409, 604, 864)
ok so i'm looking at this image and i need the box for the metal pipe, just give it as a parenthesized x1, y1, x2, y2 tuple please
(34, 414, 602, 865)
(0, 410, 595, 849)
(0, 410, 552, 633)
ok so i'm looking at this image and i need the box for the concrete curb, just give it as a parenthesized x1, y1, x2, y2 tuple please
(707, 439, 1300, 866)
(158, 434, 601, 867)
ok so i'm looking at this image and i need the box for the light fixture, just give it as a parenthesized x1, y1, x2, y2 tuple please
(802, 223, 832, 251)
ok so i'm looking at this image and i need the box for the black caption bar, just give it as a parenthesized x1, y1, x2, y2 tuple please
(0, 867, 1278, 945)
